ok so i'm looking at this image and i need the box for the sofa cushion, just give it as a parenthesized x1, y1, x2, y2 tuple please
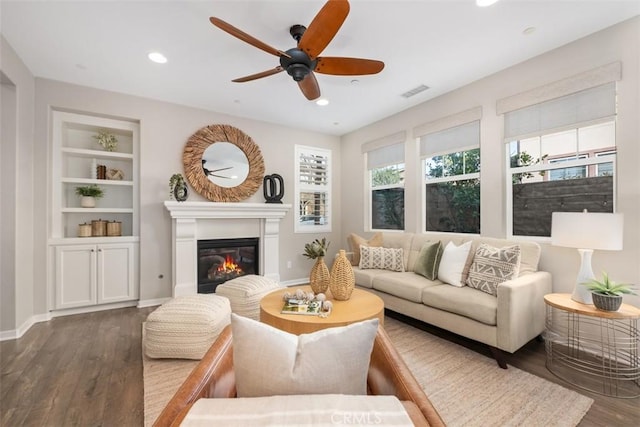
(348, 232, 383, 266)
(231, 314, 378, 397)
(359, 246, 405, 272)
(382, 233, 414, 270)
(438, 241, 472, 287)
(466, 244, 521, 296)
(353, 267, 388, 289)
(413, 241, 443, 280)
(372, 272, 439, 303)
(421, 285, 498, 326)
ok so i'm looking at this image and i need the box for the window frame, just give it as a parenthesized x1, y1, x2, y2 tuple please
(294, 145, 331, 234)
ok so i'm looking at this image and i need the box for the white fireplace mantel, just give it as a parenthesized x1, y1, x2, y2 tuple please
(164, 201, 291, 296)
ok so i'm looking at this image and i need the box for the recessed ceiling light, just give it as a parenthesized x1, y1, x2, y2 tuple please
(316, 99, 329, 106)
(148, 52, 167, 64)
(476, 0, 499, 7)
(351, 79, 359, 85)
(523, 27, 537, 35)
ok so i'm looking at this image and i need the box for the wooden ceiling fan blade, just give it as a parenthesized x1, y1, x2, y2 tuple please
(298, 0, 350, 59)
(315, 57, 385, 75)
(232, 66, 284, 83)
(298, 72, 321, 100)
(210, 17, 290, 58)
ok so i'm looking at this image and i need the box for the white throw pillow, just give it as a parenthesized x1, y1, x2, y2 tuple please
(359, 246, 405, 272)
(231, 314, 379, 397)
(437, 241, 472, 287)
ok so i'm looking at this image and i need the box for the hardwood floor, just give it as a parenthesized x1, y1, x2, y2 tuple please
(1, 307, 638, 426)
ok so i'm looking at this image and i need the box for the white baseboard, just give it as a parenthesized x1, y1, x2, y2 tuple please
(50, 301, 138, 318)
(0, 312, 52, 342)
(137, 297, 171, 308)
(280, 278, 309, 287)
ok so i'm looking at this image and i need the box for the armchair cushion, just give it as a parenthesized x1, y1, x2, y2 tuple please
(231, 314, 379, 397)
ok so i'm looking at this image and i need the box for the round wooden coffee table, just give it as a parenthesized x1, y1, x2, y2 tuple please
(260, 286, 384, 335)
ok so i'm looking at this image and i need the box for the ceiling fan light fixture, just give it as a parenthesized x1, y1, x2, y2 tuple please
(476, 0, 499, 7)
(148, 52, 168, 64)
(316, 98, 329, 106)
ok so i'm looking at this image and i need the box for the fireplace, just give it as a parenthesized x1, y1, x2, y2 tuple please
(197, 237, 259, 293)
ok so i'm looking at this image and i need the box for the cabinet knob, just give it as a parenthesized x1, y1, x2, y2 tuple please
(91, 249, 95, 252)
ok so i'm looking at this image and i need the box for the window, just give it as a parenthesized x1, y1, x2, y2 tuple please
(370, 163, 405, 230)
(420, 120, 480, 234)
(295, 145, 330, 233)
(505, 82, 617, 238)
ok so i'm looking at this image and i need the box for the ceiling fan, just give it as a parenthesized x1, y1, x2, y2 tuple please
(209, 0, 384, 101)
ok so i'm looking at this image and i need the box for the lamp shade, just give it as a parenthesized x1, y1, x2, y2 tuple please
(551, 212, 623, 251)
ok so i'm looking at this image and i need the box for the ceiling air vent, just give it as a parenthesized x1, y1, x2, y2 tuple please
(401, 85, 430, 98)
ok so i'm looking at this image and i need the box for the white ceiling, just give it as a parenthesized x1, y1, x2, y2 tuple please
(1, 1, 638, 136)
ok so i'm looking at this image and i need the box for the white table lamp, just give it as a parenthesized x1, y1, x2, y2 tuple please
(551, 211, 623, 304)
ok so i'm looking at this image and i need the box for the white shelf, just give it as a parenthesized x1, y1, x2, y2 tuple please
(62, 208, 134, 214)
(49, 236, 140, 245)
(62, 178, 134, 186)
(61, 147, 134, 160)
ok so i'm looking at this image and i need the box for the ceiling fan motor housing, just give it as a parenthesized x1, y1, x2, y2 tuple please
(280, 48, 317, 81)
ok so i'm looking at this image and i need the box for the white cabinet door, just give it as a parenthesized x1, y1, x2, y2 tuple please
(97, 243, 136, 304)
(55, 245, 97, 309)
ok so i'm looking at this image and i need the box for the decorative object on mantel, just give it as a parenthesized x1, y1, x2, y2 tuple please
(75, 184, 104, 208)
(303, 238, 330, 294)
(169, 173, 188, 202)
(585, 272, 636, 311)
(93, 130, 118, 152)
(183, 124, 265, 202)
(263, 174, 284, 204)
(551, 210, 623, 304)
(329, 249, 355, 301)
(106, 168, 124, 180)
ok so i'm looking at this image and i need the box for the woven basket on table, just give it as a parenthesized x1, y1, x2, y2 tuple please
(329, 250, 355, 301)
(310, 257, 330, 294)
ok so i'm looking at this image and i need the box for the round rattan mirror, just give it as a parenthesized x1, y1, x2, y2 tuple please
(183, 124, 265, 202)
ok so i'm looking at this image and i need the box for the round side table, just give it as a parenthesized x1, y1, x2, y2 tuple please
(260, 286, 384, 335)
(544, 293, 640, 398)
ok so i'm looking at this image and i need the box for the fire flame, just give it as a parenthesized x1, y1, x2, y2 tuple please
(217, 254, 242, 274)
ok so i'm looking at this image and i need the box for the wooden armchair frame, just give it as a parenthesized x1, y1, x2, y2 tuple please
(153, 325, 445, 426)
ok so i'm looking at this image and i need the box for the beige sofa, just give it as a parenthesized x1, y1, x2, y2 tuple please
(351, 232, 552, 368)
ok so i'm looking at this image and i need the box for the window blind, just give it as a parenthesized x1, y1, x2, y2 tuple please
(366, 142, 405, 170)
(299, 152, 328, 186)
(420, 120, 480, 158)
(504, 82, 616, 141)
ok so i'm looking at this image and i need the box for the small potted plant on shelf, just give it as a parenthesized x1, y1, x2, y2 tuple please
(584, 272, 636, 311)
(93, 130, 118, 152)
(75, 185, 104, 208)
(169, 173, 188, 202)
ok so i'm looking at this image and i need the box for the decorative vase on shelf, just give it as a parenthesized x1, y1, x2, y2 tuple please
(329, 249, 355, 301)
(309, 257, 330, 294)
(173, 183, 189, 202)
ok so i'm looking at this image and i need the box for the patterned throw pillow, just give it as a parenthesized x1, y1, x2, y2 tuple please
(466, 244, 521, 296)
(359, 246, 405, 272)
(413, 241, 443, 280)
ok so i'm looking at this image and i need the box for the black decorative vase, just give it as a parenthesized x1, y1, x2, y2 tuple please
(263, 174, 284, 204)
(173, 183, 189, 202)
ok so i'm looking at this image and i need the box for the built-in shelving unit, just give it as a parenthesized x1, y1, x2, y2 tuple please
(49, 110, 140, 311)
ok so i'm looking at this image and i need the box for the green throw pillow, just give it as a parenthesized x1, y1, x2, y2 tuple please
(413, 241, 443, 280)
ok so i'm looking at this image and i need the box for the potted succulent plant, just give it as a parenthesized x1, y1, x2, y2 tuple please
(584, 272, 636, 311)
(303, 238, 330, 294)
(75, 185, 104, 208)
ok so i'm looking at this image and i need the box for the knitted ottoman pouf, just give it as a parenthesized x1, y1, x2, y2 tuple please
(215, 275, 283, 320)
(144, 294, 230, 360)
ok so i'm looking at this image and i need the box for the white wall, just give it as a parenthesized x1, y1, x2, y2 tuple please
(340, 17, 640, 307)
(32, 79, 341, 311)
(0, 35, 36, 334)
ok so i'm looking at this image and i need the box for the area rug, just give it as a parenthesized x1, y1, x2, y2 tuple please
(143, 317, 593, 427)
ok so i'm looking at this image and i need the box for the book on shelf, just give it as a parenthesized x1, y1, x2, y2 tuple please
(281, 298, 323, 316)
